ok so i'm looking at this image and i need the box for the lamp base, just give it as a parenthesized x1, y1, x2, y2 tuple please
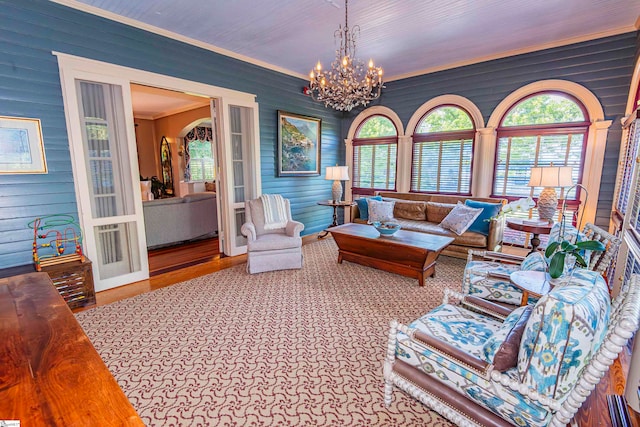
(331, 180, 343, 203)
(537, 187, 558, 222)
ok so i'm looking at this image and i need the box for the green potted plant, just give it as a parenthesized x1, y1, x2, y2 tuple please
(544, 239, 605, 279)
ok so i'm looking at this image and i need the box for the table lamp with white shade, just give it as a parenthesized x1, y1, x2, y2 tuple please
(527, 166, 573, 222)
(325, 165, 349, 202)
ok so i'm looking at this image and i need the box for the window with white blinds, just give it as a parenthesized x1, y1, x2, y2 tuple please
(492, 92, 589, 200)
(411, 105, 475, 194)
(614, 114, 640, 217)
(351, 115, 398, 194)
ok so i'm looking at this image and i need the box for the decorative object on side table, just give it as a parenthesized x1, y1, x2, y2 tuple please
(527, 165, 573, 221)
(372, 221, 400, 237)
(325, 165, 350, 202)
(277, 111, 321, 177)
(29, 214, 84, 270)
(0, 115, 47, 174)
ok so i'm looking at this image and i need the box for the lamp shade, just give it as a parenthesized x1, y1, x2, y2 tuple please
(527, 166, 573, 188)
(325, 166, 349, 181)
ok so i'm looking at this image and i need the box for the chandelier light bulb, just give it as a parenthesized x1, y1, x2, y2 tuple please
(368, 59, 373, 68)
(316, 61, 322, 71)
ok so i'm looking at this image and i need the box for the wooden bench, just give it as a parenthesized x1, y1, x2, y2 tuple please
(0, 272, 144, 426)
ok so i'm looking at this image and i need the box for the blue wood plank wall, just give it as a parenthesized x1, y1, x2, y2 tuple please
(0, 0, 342, 268)
(344, 32, 638, 228)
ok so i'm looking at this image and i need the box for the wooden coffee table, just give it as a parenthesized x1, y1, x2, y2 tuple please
(327, 223, 454, 286)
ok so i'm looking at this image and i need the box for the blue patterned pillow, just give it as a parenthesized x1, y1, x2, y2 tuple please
(481, 305, 532, 371)
(368, 199, 395, 223)
(439, 202, 482, 235)
(520, 251, 547, 271)
(355, 196, 382, 221)
(464, 200, 502, 236)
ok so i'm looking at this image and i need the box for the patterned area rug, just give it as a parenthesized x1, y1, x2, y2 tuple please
(77, 238, 465, 426)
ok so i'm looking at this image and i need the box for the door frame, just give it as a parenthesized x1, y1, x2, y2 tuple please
(55, 52, 259, 289)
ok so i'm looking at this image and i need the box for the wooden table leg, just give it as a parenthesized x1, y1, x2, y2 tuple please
(520, 290, 529, 306)
(528, 233, 541, 254)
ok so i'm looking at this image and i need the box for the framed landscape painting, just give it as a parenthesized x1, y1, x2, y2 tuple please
(277, 111, 321, 177)
(0, 116, 47, 174)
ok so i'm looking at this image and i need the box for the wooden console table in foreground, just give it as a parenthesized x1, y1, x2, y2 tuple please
(328, 223, 454, 286)
(0, 272, 144, 426)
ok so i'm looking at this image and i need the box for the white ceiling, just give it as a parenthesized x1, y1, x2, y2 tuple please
(57, 0, 640, 81)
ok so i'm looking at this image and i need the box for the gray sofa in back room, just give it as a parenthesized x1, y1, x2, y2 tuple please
(142, 192, 218, 249)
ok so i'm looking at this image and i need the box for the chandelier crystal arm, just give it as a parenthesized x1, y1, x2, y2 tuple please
(308, 0, 384, 112)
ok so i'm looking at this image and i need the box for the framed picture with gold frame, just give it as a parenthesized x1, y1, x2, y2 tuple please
(0, 116, 47, 174)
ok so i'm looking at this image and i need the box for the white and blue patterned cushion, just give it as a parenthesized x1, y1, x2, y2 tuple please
(367, 199, 395, 223)
(517, 269, 610, 400)
(520, 251, 547, 271)
(463, 260, 535, 305)
(405, 303, 502, 355)
(397, 305, 551, 426)
(439, 202, 483, 236)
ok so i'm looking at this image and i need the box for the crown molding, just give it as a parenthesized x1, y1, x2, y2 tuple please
(50, 0, 308, 80)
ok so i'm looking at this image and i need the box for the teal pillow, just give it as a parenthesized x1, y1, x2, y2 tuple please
(355, 196, 382, 221)
(465, 200, 502, 236)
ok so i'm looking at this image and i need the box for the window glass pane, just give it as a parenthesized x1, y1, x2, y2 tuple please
(492, 133, 584, 198)
(411, 139, 472, 193)
(411, 106, 474, 194)
(416, 106, 473, 133)
(502, 94, 585, 126)
(352, 143, 397, 190)
(356, 116, 396, 138)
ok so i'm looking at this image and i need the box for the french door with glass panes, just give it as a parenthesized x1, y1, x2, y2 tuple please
(62, 72, 148, 291)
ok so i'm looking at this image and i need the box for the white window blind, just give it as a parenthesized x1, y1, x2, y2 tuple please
(411, 138, 472, 193)
(615, 117, 640, 216)
(352, 142, 397, 191)
(493, 132, 585, 198)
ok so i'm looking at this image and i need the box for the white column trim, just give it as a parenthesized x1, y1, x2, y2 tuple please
(474, 127, 497, 197)
(397, 136, 413, 193)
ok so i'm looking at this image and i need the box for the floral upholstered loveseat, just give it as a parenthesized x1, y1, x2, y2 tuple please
(383, 269, 640, 427)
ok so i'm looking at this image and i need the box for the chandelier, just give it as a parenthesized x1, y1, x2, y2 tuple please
(308, 0, 383, 112)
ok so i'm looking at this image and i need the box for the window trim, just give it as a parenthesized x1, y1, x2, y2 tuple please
(491, 91, 590, 202)
(486, 79, 608, 229)
(351, 114, 399, 194)
(410, 104, 477, 195)
(346, 107, 404, 201)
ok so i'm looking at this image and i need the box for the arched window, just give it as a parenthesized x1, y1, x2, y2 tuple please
(183, 125, 215, 182)
(411, 105, 475, 194)
(492, 92, 589, 201)
(351, 115, 398, 195)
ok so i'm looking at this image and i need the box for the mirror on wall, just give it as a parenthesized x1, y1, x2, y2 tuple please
(160, 136, 174, 196)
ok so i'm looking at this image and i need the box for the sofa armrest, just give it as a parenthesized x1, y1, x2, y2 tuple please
(487, 216, 506, 252)
(286, 220, 304, 237)
(241, 223, 256, 242)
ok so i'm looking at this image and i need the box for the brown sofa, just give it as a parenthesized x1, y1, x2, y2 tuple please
(351, 192, 507, 258)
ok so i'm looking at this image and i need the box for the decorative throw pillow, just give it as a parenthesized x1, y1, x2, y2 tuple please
(368, 199, 395, 223)
(481, 305, 533, 372)
(355, 196, 382, 221)
(383, 198, 428, 221)
(425, 202, 456, 223)
(439, 202, 482, 236)
(520, 251, 547, 272)
(464, 200, 502, 236)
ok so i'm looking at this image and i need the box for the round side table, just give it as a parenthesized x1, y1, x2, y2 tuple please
(317, 200, 356, 239)
(506, 218, 553, 255)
